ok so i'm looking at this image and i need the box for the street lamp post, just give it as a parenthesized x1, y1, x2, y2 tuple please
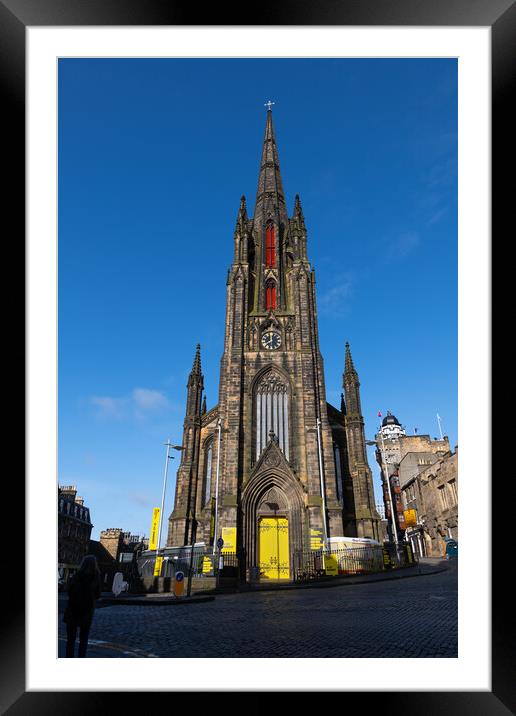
(212, 418, 222, 556)
(155, 440, 184, 577)
(316, 418, 328, 549)
(367, 434, 399, 556)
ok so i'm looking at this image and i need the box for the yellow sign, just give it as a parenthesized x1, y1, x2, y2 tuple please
(202, 556, 214, 574)
(153, 556, 163, 576)
(149, 507, 161, 551)
(310, 528, 323, 551)
(404, 509, 417, 527)
(324, 554, 339, 576)
(221, 527, 237, 553)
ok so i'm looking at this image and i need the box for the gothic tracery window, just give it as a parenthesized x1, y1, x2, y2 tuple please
(255, 372, 289, 461)
(204, 441, 213, 505)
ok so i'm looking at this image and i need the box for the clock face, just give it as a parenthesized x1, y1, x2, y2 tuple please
(261, 330, 281, 350)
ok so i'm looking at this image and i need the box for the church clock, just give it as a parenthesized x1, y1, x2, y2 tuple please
(261, 330, 281, 350)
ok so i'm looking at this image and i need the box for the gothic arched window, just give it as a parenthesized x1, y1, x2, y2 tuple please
(203, 441, 213, 506)
(255, 371, 289, 461)
(265, 279, 276, 311)
(265, 222, 276, 268)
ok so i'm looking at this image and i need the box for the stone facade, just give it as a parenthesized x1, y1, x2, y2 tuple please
(411, 448, 458, 557)
(375, 413, 451, 543)
(58, 485, 93, 582)
(93, 529, 148, 590)
(168, 110, 380, 576)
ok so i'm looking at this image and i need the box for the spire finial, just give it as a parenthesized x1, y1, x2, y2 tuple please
(192, 343, 202, 375)
(264, 100, 275, 112)
(345, 342, 356, 373)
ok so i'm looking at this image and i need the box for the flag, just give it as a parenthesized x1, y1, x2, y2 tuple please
(414, 427, 418, 434)
(378, 411, 382, 417)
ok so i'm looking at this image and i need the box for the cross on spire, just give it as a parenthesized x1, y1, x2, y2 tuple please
(264, 100, 275, 112)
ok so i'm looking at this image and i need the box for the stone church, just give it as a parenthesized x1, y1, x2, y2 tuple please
(168, 108, 380, 579)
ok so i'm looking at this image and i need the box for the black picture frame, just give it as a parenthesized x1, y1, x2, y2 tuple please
(4, 0, 510, 712)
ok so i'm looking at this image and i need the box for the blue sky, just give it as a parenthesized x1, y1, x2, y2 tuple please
(58, 58, 457, 541)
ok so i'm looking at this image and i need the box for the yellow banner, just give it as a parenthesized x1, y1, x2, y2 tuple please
(202, 556, 214, 574)
(324, 554, 339, 576)
(149, 507, 161, 551)
(221, 527, 236, 553)
(310, 528, 323, 550)
(404, 509, 417, 527)
(153, 556, 163, 576)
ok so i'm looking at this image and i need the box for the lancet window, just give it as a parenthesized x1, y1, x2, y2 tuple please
(255, 372, 289, 461)
(334, 443, 343, 502)
(265, 222, 276, 268)
(265, 279, 276, 311)
(203, 441, 213, 505)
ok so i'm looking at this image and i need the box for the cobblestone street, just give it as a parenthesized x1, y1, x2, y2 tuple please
(58, 564, 457, 658)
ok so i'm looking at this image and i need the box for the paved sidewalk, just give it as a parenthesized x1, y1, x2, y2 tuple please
(58, 562, 457, 658)
(202, 558, 451, 595)
(58, 636, 158, 658)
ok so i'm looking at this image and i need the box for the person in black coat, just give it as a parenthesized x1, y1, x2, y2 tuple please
(64, 554, 102, 657)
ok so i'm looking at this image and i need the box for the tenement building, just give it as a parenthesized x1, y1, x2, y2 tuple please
(374, 411, 455, 557)
(400, 447, 458, 557)
(58, 485, 93, 584)
(168, 109, 380, 580)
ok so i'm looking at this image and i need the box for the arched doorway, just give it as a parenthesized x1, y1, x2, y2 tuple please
(257, 487, 290, 580)
(241, 452, 306, 582)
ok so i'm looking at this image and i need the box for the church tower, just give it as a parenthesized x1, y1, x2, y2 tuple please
(168, 108, 380, 576)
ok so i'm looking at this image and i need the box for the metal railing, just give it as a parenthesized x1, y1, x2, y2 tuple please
(292, 543, 417, 582)
(137, 542, 417, 586)
(137, 547, 242, 581)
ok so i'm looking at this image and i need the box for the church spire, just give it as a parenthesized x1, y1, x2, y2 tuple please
(254, 106, 287, 223)
(186, 343, 204, 416)
(344, 341, 357, 375)
(191, 343, 202, 376)
(293, 194, 305, 227)
(236, 195, 248, 228)
(343, 342, 361, 415)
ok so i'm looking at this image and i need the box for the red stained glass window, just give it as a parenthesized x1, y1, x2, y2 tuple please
(266, 282, 276, 310)
(266, 223, 276, 268)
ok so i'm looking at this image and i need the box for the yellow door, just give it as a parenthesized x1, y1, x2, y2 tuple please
(258, 517, 290, 579)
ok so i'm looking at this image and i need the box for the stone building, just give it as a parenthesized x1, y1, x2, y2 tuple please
(400, 447, 458, 557)
(168, 109, 380, 580)
(90, 528, 148, 590)
(375, 412, 451, 543)
(373, 410, 456, 557)
(375, 413, 408, 543)
(58, 485, 93, 584)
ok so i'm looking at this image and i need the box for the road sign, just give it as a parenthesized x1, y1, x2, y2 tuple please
(174, 570, 185, 597)
(217, 537, 224, 550)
